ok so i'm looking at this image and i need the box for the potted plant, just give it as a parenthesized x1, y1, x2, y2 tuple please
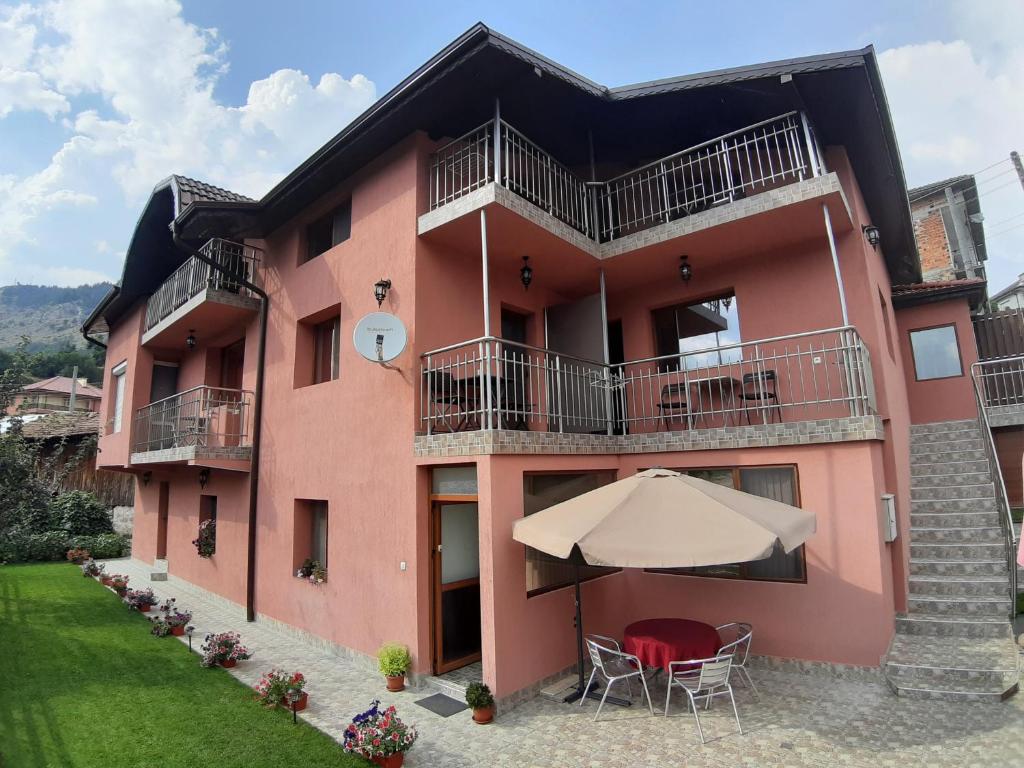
(254, 669, 308, 711)
(378, 644, 411, 692)
(125, 587, 158, 612)
(193, 519, 216, 558)
(80, 560, 104, 578)
(149, 599, 192, 637)
(465, 682, 495, 724)
(109, 574, 130, 596)
(100, 572, 114, 587)
(295, 558, 327, 584)
(66, 548, 91, 565)
(200, 631, 252, 668)
(343, 701, 417, 768)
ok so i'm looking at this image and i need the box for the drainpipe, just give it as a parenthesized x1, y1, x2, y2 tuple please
(822, 202, 849, 326)
(171, 224, 268, 623)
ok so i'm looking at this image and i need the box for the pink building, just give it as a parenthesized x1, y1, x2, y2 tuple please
(83, 26, 1018, 706)
(7, 375, 102, 415)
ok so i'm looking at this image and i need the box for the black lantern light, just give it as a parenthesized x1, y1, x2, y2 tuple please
(186, 330, 197, 349)
(679, 255, 693, 283)
(863, 225, 881, 249)
(141, 471, 152, 487)
(374, 278, 392, 308)
(198, 468, 210, 489)
(520, 256, 533, 290)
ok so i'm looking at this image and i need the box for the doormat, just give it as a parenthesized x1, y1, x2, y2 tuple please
(413, 693, 468, 717)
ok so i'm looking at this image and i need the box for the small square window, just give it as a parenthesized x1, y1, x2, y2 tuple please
(909, 325, 963, 381)
(303, 201, 351, 263)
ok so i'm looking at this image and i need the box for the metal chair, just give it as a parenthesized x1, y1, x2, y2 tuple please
(424, 370, 469, 432)
(580, 635, 654, 721)
(738, 369, 781, 424)
(657, 383, 691, 430)
(715, 622, 757, 696)
(665, 654, 742, 744)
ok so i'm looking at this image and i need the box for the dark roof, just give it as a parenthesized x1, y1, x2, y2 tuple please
(171, 175, 255, 207)
(22, 376, 102, 399)
(907, 174, 987, 264)
(891, 278, 987, 310)
(18, 412, 100, 440)
(908, 175, 973, 202)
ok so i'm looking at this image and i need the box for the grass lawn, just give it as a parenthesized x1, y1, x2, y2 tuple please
(0, 563, 367, 768)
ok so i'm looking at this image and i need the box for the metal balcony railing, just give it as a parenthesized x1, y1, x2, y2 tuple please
(144, 239, 263, 332)
(132, 385, 253, 455)
(420, 326, 874, 435)
(427, 112, 824, 244)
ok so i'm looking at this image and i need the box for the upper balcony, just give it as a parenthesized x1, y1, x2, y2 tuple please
(416, 326, 880, 457)
(419, 111, 849, 259)
(142, 239, 263, 349)
(130, 385, 253, 470)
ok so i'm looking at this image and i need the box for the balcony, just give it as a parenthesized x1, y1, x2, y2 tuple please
(421, 111, 841, 256)
(417, 327, 880, 456)
(131, 385, 253, 469)
(974, 357, 1024, 427)
(142, 239, 262, 349)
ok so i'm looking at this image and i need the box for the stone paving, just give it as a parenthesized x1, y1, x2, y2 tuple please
(100, 558, 1024, 768)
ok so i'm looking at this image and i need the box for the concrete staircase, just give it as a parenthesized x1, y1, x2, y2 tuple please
(883, 419, 1020, 701)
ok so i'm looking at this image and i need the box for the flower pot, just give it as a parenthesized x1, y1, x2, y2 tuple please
(101, 577, 113, 586)
(472, 705, 494, 724)
(385, 674, 405, 692)
(170, 625, 185, 637)
(137, 604, 151, 613)
(114, 588, 127, 597)
(285, 692, 308, 712)
(220, 659, 237, 668)
(371, 754, 404, 768)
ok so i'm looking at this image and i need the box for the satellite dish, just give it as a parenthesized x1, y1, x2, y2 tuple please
(353, 312, 407, 364)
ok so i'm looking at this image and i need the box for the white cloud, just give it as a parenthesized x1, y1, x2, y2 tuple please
(0, 0, 376, 285)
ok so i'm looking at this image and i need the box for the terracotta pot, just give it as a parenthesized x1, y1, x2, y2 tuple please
(472, 705, 494, 724)
(170, 625, 185, 637)
(385, 674, 405, 692)
(137, 604, 151, 613)
(114, 587, 127, 596)
(220, 659, 237, 668)
(370, 753, 404, 768)
(285, 692, 308, 712)
(101, 577, 113, 586)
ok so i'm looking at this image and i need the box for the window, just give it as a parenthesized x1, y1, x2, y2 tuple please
(313, 317, 341, 384)
(198, 495, 217, 557)
(111, 361, 127, 433)
(909, 325, 963, 381)
(303, 200, 351, 263)
(523, 472, 619, 596)
(311, 501, 328, 568)
(647, 466, 805, 582)
(652, 293, 740, 371)
(294, 499, 329, 578)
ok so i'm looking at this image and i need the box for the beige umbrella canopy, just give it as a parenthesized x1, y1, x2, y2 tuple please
(512, 468, 816, 568)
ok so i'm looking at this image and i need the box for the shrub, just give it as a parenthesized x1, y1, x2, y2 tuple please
(0, 531, 129, 564)
(377, 644, 411, 677)
(70, 533, 130, 559)
(465, 682, 494, 710)
(52, 491, 113, 536)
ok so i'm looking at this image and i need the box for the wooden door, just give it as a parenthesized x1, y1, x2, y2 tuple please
(156, 482, 169, 559)
(431, 500, 481, 674)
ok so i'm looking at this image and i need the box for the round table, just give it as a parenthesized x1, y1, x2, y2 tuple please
(623, 618, 721, 672)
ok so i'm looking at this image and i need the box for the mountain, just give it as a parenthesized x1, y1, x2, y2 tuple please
(0, 283, 113, 351)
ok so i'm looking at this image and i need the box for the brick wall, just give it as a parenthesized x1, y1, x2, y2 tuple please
(913, 208, 953, 280)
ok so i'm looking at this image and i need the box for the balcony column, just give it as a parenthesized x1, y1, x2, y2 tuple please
(493, 99, 501, 187)
(480, 209, 493, 429)
(599, 269, 613, 436)
(822, 202, 849, 326)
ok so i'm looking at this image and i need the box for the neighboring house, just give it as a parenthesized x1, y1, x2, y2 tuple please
(990, 273, 1024, 311)
(7, 375, 103, 416)
(908, 175, 988, 285)
(82, 25, 1018, 707)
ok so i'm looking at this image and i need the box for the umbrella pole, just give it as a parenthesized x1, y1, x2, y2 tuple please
(562, 563, 587, 703)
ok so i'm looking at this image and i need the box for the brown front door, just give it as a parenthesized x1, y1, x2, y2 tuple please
(431, 500, 482, 674)
(155, 481, 169, 559)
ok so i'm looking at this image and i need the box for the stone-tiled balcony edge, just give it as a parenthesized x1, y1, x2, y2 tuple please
(414, 415, 884, 457)
(986, 404, 1024, 428)
(130, 445, 253, 465)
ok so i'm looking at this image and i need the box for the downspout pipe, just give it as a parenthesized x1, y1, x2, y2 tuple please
(171, 225, 268, 623)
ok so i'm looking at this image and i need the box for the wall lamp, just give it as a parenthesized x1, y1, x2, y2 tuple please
(141, 471, 152, 487)
(198, 468, 210, 490)
(520, 256, 533, 290)
(679, 255, 693, 283)
(374, 278, 392, 308)
(863, 225, 881, 250)
(186, 330, 197, 349)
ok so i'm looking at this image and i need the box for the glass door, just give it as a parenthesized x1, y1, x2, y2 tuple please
(431, 501, 481, 673)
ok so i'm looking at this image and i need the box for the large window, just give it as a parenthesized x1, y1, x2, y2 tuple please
(652, 293, 741, 370)
(303, 200, 351, 263)
(909, 324, 963, 381)
(523, 471, 619, 596)
(313, 316, 341, 384)
(110, 361, 127, 433)
(647, 466, 805, 583)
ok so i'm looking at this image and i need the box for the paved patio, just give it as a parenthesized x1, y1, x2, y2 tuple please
(100, 559, 1024, 767)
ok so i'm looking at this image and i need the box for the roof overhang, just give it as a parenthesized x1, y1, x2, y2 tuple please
(891, 279, 987, 311)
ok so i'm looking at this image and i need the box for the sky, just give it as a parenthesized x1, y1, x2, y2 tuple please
(1, 0, 1022, 290)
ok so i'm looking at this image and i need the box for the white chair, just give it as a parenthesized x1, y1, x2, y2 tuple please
(580, 634, 654, 721)
(715, 622, 756, 696)
(665, 654, 742, 744)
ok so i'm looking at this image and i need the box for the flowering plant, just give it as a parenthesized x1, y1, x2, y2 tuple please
(343, 701, 417, 759)
(80, 559, 104, 577)
(124, 587, 158, 610)
(67, 548, 91, 564)
(149, 598, 193, 637)
(254, 669, 306, 707)
(193, 519, 216, 558)
(200, 631, 252, 667)
(295, 558, 327, 585)
(109, 574, 130, 592)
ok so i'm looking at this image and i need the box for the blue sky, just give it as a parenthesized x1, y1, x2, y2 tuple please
(1, 0, 1022, 289)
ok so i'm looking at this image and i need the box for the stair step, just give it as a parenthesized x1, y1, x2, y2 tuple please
(908, 575, 1010, 596)
(910, 419, 981, 435)
(911, 484, 994, 501)
(907, 594, 1013, 617)
(910, 471, 993, 488)
(909, 526, 1005, 543)
(910, 429, 983, 445)
(911, 449, 988, 464)
(883, 632, 1020, 701)
(894, 614, 1014, 637)
(910, 542, 1008, 559)
(911, 439, 986, 456)
(911, 511, 1001, 528)
(911, 497, 998, 513)
(910, 559, 1009, 577)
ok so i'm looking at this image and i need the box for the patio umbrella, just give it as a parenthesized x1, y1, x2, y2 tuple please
(511, 468, 816, 701)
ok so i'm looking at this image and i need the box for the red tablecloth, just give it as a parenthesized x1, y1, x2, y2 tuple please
(623, 618, 721, 672)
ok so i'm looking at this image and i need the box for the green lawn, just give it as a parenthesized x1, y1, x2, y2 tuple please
(0, 563, 366, 768)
